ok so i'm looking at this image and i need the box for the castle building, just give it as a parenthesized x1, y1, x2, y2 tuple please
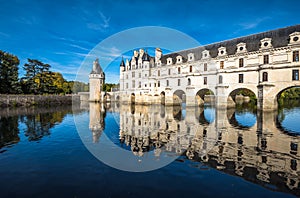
(89, 58, 105, 102)
(119, 25, 300, 110)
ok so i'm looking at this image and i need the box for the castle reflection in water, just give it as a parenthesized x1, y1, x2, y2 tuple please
(85, 102, 300, 195)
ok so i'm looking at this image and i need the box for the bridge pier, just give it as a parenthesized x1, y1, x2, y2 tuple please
(257, 84, 277, 111)
(215, 85, 230, 109)
(186, 87, 196, 106)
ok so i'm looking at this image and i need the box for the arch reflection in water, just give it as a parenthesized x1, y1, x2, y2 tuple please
(81, 102, 300, 195)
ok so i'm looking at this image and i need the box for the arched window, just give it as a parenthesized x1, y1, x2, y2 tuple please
(178, 67, 181, 74)
(262, 72, 268, 82)
(188, 78, 191, 85)
(189, 65, 193, 72)
(219, 75, 223, 84)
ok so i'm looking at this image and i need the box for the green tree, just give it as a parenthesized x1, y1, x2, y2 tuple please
(72, 81, 89, 93)
(22, 59, 54, 94)
(0, 50, 21, 94)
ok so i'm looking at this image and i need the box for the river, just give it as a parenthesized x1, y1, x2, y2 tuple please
(0, 102, 299, 197)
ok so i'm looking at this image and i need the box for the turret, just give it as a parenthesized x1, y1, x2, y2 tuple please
(120, 57, 125, 72)
(89, 58, 105, 102)
(155, 48, 162, 62)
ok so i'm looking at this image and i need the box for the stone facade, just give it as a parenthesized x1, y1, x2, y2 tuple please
(89, 58, 105, 102)
(119, 25, 300, 110)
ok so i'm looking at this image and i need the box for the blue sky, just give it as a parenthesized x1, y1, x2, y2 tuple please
(0, 0, 299, 83)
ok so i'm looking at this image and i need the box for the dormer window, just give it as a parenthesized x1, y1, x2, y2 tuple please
(218, 47, 227, 56)
(289, 32, 300, 45)
(167, 57, 172, 65)
(260, 38, 272, 49)
(176, 55, 182, 64)
(188, 53, 194, 61)
(236, 42, 247, 53)
(202, 50, 210, 59)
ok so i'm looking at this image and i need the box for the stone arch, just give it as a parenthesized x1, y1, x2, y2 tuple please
(173, 89, 186, 105)
(104, 93, 111, 102)
(195, 88, 215, 106)
(228, 88, 257, 108)
(173, 105, 185, 121)
(262, 81, 300, 110)
(196, 107, 215, 125)
(160, 91, 165, 105)
(276, 86, 300, 102)
(227, 109, 257, 129)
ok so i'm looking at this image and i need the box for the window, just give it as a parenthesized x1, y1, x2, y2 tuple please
(132, 72, 135, 78)
(139, 73, 141, 78)
(138, 81, 141, 88)
(292, 69, 299, 80)
(238, 74, 244, 83)
(126, 75, 128, 79)
(178, 67, 181, 74)
(262, 72, 268, 82)
(263, 55, 269, 64)
(204, 77, 207, 85)
(189, 65, 193, 72)
(168, 69, 171, 75)
(126, 83, 128, 89)
(204, 63, 207, 71)
(291, 142, 298, 152)
(293, 51, 299, 62)
(158, 81, 160, 87)
(166, 80, 169, 86)
(220, 61, 224, 69)
(239, 58, 244, 67)
(132, 80, 135, 88)
(158, 70, 160, 76)
(178, 79, 180, 86)
(188, 78, 191, 85)
(219, 75, 223, 84)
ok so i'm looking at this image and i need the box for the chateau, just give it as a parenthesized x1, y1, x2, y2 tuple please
(117, 25, 300, 110)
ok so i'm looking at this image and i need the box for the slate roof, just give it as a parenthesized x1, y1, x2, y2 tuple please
(161, 24, 300, 64)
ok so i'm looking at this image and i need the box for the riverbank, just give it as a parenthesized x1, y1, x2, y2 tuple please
(0, 95, 80, 107)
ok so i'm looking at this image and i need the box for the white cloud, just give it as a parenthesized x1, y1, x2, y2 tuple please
(87, 11, 111, 31)
(14, 16, 39, 25)
(0, 32, 9, 38)
(69, 44, 90, 51)
(238, 17, 271, 30)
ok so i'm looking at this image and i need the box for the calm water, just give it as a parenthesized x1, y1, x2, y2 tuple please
(0, 102, 299, 198)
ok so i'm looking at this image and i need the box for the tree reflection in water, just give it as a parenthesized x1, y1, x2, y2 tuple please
(0, 116, 20, 149)
(0, 106, 77, 148)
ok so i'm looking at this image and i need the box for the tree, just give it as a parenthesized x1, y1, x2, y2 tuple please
(0, 50, 21, 94)
(22, 59, 54, 94)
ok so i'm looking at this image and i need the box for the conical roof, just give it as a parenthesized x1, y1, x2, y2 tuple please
(90, 58, 103, 74)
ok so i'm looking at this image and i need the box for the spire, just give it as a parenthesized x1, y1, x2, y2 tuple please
(91, 58, 103, 74)
(143, 50, 150, 61)
(120, 56, 125, 67)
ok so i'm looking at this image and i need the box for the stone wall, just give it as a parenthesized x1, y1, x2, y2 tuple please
(0, 95, 80, 107)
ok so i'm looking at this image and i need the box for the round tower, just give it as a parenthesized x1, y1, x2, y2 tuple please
(89, 58, 105, 102)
